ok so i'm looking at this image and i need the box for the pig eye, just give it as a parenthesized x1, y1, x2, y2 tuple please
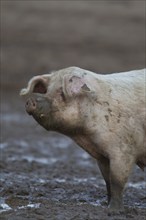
(33, 81, 47, 94)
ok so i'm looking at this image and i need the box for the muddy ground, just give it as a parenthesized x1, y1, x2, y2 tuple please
(1, 1, 146, 220)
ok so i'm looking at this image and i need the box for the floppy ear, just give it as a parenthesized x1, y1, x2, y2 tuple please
(20, 75, 49, 96)
(63, 75, 91, 97)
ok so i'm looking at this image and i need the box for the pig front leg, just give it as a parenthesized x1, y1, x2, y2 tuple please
(108, 155, 135, 211)
(97, 153, 135, 211)
(97, 156, 111, 205)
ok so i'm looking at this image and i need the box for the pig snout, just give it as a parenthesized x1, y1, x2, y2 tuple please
(25, 98, 37, 115)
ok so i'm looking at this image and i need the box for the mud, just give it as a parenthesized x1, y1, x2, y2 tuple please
(1, 1, 146, 220)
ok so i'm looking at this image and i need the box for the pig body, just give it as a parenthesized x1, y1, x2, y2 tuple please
(20, 67, 146, 210)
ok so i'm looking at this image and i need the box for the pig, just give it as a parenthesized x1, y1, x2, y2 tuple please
(20, 67, 146, 211)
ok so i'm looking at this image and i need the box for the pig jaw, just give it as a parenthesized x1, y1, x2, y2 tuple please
(25, 94, 84, 134)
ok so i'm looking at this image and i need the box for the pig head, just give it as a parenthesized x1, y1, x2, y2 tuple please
(20, 67, 95, 134)
(20, 67, 146, 211)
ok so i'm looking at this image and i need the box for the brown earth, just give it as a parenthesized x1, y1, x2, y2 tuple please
(1, 1, 146, 220)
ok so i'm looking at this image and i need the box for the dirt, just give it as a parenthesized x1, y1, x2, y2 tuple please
(1, 1, 146, 220)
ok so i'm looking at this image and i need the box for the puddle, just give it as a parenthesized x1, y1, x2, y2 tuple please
(53, 137, 73, 149)
(38, 177, 103, 186)
(88, 198, 105, 207)
(0, 143, 9, 149)
(6, 197, 28, 209)
(128, 181, 146, 189)
(78, 200, 101, 207)
(80, 152, 90, 159)
(22, 156, 56, 165)
(17, 203, 40, 210)
(17, 140, 29, 148)
(54, 178, 66, 183)
(0, 140, 29, 151)
(1, 113, 29, 124)
(73, 177, 98, 184)
(8, 155, 58, 165)
(0, 199, 12, 213)
(78, 160, 93, 167)
(0, 197, 40, 213)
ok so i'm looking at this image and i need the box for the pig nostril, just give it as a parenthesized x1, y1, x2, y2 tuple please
(25, 98, 37, 114)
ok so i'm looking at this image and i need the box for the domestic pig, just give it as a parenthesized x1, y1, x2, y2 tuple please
(20, 67, 146, 211)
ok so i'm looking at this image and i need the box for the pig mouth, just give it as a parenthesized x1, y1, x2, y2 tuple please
(25, 95, 53, 121)
(25, 96, 51, 118)
(25, 96, 55, 131)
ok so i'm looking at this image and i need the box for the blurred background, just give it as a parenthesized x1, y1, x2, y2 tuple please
(1, 1, 146, 218)
(1, 0, 145, 93)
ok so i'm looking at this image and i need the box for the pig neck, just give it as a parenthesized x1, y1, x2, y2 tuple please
(57, 95, 109, 159)
(71, 134, 100, 159)
(68, 95, 111, 160)
(67, 102, 101, 160)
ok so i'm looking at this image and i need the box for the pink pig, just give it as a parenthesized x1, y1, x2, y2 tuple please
(20, 67, 146, 211)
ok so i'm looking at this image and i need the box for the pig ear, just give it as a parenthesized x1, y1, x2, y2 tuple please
(33, 80, 47, 94)
(63, 75, 91, 97)
(20, 76, 48, 96)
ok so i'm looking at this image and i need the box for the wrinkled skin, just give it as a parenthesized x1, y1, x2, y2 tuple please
(20, 66, 146, 211)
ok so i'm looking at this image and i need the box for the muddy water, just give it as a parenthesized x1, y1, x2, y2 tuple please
(0, 95, 146, 220)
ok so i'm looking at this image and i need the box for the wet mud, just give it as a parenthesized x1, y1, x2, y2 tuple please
(1, 1, 146, 219)
(1, 94, 146, 220)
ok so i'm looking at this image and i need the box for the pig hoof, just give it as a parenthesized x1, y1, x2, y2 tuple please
(108, 209, 125, 216)
(108, 200, 124, 215)
(108, 204, 125, 216)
